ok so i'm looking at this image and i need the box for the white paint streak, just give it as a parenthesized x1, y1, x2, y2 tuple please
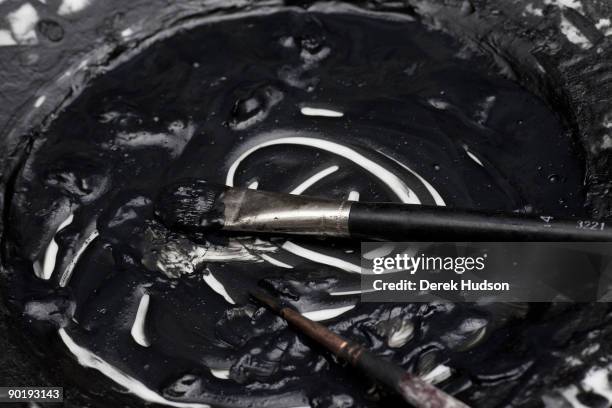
(58, 0, 92, 16)
(384, 154, 446, 206)
(209, 368, 230, 379)
(121, 28, 134, 38)
(423, 365, 453, 384)
(290, 166, 339, 195)
(226, 134, 420, 204)
(560, 15, 592, 49)
(58, 329, 211, 408)
(281, 241, 362, 273)
(259, 253, 293, 269)
(300, 107, 344, 117)
(0, 29, 17, 46)
(302, 305, 355, 321)
(428, 98, 450, 110)
(34, 214, 74, 280)
(465, 149, 484, 167)
(131, 294, 151, 347)
(247, 180, 259, 189)
(34, 95, 46, 108)
(202, 270, 235, 304)
(582, 365, 612, 401)
(7, 3, 39, 45)
(60, 229, 99, 287)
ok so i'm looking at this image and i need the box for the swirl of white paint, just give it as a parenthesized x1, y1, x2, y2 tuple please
(224, 131, 447, 306)
(226, 133, 422, 204)
(54, 130, 448, 401)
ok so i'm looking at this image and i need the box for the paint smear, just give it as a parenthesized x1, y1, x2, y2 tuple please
(300, 106, 344, 117)
(131, 293, 151, 347)
(58, 0, 92, 16)
(7, 3, 39, 45)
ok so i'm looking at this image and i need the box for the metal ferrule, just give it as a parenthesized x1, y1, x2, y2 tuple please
(220, 188, 352, 237)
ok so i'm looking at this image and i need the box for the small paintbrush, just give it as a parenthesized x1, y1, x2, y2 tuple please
(155, 179, 612, 241)
(249, 288, 469, 408)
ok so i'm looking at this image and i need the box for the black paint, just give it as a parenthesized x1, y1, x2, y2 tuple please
(0, 5, 605, 408)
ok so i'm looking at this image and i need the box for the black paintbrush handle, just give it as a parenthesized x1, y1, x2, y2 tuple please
(349, 202, 612, 241)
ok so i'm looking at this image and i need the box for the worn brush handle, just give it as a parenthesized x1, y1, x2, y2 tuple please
(278, 305, 469, 408)
(348, 348, 469, 408)
(349, 202, 612, 241)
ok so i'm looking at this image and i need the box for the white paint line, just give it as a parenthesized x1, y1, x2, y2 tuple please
(428, 99, 450, 110)
(300, 107, 344, 118)
(209, 368, 230, 379)
(302, 305, 356, 321)
(60, 229, 99, 287)
(202, 270, 235, 304)
(290, 165, 339, 195)
(465, 148, 484, 167)
(58, 329, 212, 408)
(131, 293, 151, 347)
(259, 253, 293, 269)
(281, 241, 362, 273)
(383, 153, 446, 206)
(226, 134, 419, 204)
(34, 95, 46, 108)
(34, 214, 74, 280)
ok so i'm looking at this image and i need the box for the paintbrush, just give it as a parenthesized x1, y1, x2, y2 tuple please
(249, 288, 469, 408)
(155, 179, 612, 241)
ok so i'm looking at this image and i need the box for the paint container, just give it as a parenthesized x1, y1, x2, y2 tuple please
(0, 1, 611, 407)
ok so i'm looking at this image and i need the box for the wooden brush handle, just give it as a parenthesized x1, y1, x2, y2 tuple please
(278, 305, 469, 408)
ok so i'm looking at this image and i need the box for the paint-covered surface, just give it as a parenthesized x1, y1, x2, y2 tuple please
(1, 1, 612, 408)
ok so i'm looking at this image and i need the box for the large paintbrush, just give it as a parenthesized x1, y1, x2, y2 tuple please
(156, 179, 612, 241)
(249, 288, 469, 408)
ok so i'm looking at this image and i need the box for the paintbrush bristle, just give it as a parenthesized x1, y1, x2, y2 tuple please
(156, 179, 226, 232)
